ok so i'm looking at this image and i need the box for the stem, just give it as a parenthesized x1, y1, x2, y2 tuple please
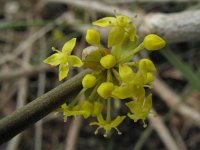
(119, 43, 144, 63)
(88, 85, 99, 102)
(0, 69, 91, 144)
(107, 69, 112, 82)
(125, 62, 137, 66)
(106, 99, 111, 122)
(112, 68, 122, 84)
(69, 88, 86, 107)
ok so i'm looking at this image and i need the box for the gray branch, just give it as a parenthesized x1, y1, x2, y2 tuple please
(0, 69, 91, 144)
(42, 0, 200, 43)
(139, 10, 200, 43)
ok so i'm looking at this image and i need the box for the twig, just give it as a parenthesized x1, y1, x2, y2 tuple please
(0, 84, 17, 109)
(149, 109, 179, 150)
(103, 0, 194, 4)
(34, 37, 47, 150)
(153, 77, 200, 125)
(171, 127, 188, 150)
(133, 126, 153, 150)
(0, 69, 91, 144)
(0, 65, 52, 82)
(65, 117, 83, 150)
(0, 13, 70, 65)
(41, 0, 134, 16)
(7, 37, 32, 150)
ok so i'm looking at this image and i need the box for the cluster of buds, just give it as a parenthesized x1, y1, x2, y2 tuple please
(44, 14, 166, 137)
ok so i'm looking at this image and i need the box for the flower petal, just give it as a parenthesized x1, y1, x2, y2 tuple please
(112, 85, 133, 99)
(86, 29, 100, 45)
(108, 26, 124, 48)
(92, 17, 116, 27)
(129, 26, 136, 41)
(43, 53, 62, 66)
(62, 38, 76, 54)
(110, 116, 126, 127)
(143, 94, 152, 112)
(68, 55, 83, 67)
(119, 64, 135, 83)
(127, 113, 140, 122)
(138, 58, 156, 72)
(59, 63, 69, 81)
(125, 100, 142, 114)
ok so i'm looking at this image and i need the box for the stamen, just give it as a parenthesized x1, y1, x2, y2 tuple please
(114, 127, 122, 135)
(52, 47, 60, 53)
(94, 127, 101, 135)
(142, 120, 147, 128)
(143, 85, 152, 89)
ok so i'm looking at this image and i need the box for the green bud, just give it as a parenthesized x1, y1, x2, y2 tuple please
(143, 34, 166, 51)
(100, 54, 116, 69)
(97, 82, 115, 99)
(82, 74, 96, 88)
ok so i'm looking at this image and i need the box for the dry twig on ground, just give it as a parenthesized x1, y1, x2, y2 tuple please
(153, 77, 200, 125)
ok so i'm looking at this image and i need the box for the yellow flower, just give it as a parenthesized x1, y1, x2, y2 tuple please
(90, 114, 126, 137)
(126, 94, 152, 127)
(93, 15, 136, 47)
(143, 34, 166, 51)
(43, 38, 83, 81)
(57, 100, 95, 122)
(56, 103, 86, 122)
(112, 64, 145, 99)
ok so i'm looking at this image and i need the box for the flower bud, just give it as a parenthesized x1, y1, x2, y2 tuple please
(82, 74, 96, 88)
(139, 58, 156, 72)
(100, 54, 116, 69)
(97, 82, 115, 99)
(143, 34, 166, 51)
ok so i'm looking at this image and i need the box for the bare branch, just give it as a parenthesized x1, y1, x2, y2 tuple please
(153, 77, 200, 125)
(0, 65, 52, 82)
(0, 69, 91, 144)
(140, 10, 200, 43)
(149, 109, 179, 150)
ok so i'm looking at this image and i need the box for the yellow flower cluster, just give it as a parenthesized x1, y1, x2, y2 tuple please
(44, 14, 166, 137)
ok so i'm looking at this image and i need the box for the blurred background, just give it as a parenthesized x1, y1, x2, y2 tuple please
(0, 0, 200, 150)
